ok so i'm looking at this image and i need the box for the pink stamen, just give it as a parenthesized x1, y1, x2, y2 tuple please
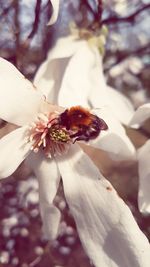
(27, 112, 71, 158)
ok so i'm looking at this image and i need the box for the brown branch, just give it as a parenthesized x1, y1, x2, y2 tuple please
(80, 1, 150, 27)
(27, 0, 42, 40)
(19, 0, 42, 59)
(104, 43, 150, 72)
(14, 0, 20, 67)
(97, 0, 103, 25)
(82, 0, 103, 22)
(102, 3, 150, 24)
(0, 0, 14, 18)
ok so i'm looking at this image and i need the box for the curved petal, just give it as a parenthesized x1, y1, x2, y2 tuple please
(46, 36, 83, 60)
(34, 36, 83, 102)
(89, 107, 136, 161)
(27, 152, 61, 240)
(106, 86, 134, 125)
(58, 43, 107, 107)
(0, 57, 43, 126)
(137, 140, 150, 214)
(0, 127, 31, 179)
(81, 46, 108, 107)
(47, 0, 60, 25)
(57, 145, 150, 267)
(34, 58, 70, 103)
(129, 103, 150, 127)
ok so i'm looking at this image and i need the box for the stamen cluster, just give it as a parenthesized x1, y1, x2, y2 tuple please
(27, 112, 71, 158)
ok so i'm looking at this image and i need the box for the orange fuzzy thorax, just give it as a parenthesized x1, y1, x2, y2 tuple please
(66, 106, 93, 129)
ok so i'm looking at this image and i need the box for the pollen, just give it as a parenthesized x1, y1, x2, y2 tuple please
(49, 128, 70, 142)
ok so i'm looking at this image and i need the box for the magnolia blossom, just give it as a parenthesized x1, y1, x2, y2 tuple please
(34, 36, 137, 161)
(130, 103, 150, 214)
(33, 33, 150, 264)
(34, 34, 134, 125)
(0, 58, 150, 267)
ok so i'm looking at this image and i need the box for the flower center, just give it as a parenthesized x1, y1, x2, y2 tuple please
(26, 106, 108, 158)
(49, 127, 70, 142)
(27, 112, 72, 158)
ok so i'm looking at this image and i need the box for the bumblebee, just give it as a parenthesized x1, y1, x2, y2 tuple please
(59, 106, 108, 142)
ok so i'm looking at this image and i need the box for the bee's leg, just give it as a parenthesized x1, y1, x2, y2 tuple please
(73, 135, 90, 143)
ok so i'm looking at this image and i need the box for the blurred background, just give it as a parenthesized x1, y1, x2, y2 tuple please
(0, 0, 150, 266)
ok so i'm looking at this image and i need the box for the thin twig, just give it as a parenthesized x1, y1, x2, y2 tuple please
(26, 0, 42, 41)
(104, 43, 150, 71)
(102, 3, 150, 24)
(0, 0, 14, 18)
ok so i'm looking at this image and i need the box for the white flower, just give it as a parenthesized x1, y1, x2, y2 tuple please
(0, 58, 150, 267)
(130, 103, 150, 128)
(34, 35, 136, 162)
(130, 103, 150, 214)
(48, 0, 60, 25)
(138, 140, 150, 214)
(34, 35, 134, 125)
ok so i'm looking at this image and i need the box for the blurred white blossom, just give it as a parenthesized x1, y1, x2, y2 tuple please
(130, 103, 150, 214)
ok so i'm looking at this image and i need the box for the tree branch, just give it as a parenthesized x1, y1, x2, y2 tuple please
(0, 0, 14, 18)
(79, 0, 103, 27)
(104, 43, 150, 72)
(27, 0, 42, 40)
(102, 3, 150, 24)
(97, 0, 103, 25)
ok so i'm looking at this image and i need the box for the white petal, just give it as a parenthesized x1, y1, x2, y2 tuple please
(47, 35, 83, 60)
(0, 57, 43, 126)
(34, 58, 69, 103)
(89, 107, 136, 161)
(81, 46, 108, 107)
(27, 152, 61, 240)
(47, 0, 60, 25)
(57, 145, 150, 267)
(137, 140, 150, 214)
(35, 38, 133, 127)
(129, 103, 150, 127)
(58, 43, 107, 107)
(34, 36, 83, 102)
(106, 86, 134, 125)
(0, 127, 31, 179)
